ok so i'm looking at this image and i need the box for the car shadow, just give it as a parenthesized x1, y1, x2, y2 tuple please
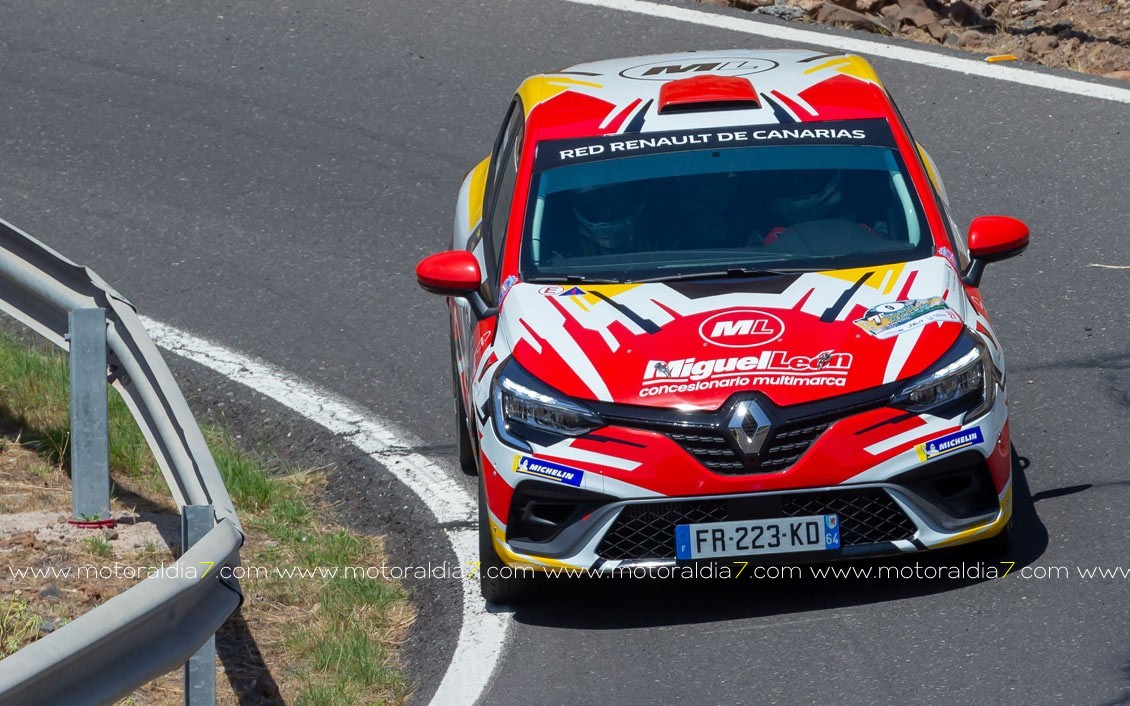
(508, 444, 1050, 630)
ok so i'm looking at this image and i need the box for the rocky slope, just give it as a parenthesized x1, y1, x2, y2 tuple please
(710, 0, 1130, 81)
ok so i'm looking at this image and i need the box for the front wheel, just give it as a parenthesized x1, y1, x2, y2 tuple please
(451, 339, 478, 476)
(454, 385, 478, 475)
(478, 474, 534, 604)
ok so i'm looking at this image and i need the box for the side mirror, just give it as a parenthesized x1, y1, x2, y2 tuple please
(962, 215, 1030, 287)
(415, 250, 497, 319)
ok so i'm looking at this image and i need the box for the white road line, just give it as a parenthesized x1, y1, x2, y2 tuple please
(561, 0, 1130, 104)
(138, 316, 508, 706)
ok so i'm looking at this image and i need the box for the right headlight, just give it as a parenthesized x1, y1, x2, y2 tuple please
(491, 360, 604, 450)
(893, 333, 997, 421)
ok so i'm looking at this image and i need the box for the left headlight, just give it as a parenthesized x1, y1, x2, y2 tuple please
(894, 334, 997, 421)
(491, 360, 604, 450)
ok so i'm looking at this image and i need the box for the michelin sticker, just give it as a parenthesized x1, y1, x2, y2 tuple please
(916, 427, 984, 461)
(513, 456, 584, 487)
(853, 297, 962, 340)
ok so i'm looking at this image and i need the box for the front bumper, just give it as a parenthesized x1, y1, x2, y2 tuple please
(481, 384, 1013, 574)
(490, 473, 1011, 574)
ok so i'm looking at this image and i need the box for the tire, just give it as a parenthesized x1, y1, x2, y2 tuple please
(455, 384, 478, 476)
(478, 473, 533, 604)
(451, 338, 478, 476)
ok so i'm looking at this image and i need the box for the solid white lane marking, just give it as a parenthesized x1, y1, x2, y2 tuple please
(139, 316, 509, 706)
(561, 0, 1130, 104)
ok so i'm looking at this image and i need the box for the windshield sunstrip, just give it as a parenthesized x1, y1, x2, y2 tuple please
(533, 119, 898, 171)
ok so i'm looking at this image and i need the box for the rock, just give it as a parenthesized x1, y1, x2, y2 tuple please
(755, 4, 808, 18)
(817, 2, 893, 31)
(39, 584, 61, 599)
(955, 28, 992, 47)
(880, 3, 902, 21)
(924, 21, 949, 40)
(1046, 0, 1066, 10)
(897, 0, 941, 27)
(794, 0, 825, 12)
(38, 618, 59, 634)
(1027, 34, 1060, 54)
(947, 0, 981, 26)
(102, 527, 118, 541)
(1014, 0, 1047, 15)
(1104, 70, 1130, 81)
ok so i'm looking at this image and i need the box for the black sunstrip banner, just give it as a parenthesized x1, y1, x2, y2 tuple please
(533, 118, 897, 171)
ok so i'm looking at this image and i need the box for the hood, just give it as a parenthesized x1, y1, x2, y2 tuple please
(499, 258, 967, 410)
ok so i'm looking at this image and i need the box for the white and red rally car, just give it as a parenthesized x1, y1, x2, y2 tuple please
(416, 50, 1029, 602)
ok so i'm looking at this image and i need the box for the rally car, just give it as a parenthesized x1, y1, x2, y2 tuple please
(415, 50, 1029, 603)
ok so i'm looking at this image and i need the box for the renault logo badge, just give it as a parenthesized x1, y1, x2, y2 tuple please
(726, 400, 771, 456)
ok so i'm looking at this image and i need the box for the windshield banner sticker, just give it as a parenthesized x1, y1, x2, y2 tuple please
(853, 297, 961, 339)
(534, 118, 896, 170)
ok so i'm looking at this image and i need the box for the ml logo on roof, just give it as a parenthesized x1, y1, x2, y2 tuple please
(620, 56, 779, 81)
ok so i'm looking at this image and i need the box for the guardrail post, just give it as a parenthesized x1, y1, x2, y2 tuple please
(68, 307, 112, 526)
(182, 505, 217, 706)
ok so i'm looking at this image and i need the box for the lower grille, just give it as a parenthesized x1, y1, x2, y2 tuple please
(596, 500, 727, 561)
(781, 490, 918, 547)
(596, 488, 916, 561)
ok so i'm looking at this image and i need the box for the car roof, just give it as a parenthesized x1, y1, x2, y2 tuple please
(516, 49, 898, 142)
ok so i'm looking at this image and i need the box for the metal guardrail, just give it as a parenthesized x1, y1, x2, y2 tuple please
(0, 217, 244, 705)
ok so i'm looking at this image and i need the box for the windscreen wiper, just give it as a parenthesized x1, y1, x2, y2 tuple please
(524, 275, 623, 284)
(636, 267, 811, 283)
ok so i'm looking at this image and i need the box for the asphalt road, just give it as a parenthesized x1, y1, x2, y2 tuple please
(2, 1, 1129, 704)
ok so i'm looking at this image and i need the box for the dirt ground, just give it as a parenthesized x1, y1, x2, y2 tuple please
(709, 0, 1130, 81)
(0, 441, 191, 702)
(0, 442, 290, 705)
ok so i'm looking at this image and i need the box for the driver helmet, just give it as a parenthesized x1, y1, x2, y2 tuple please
(773, 170, 844, 223)
(573, 183, 646, 252)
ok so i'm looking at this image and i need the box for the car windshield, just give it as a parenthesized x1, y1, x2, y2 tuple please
(520, 119, 933, 283)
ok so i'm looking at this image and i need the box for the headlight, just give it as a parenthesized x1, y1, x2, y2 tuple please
(492, 361, 604, 449)
(894, 334, 997, 421)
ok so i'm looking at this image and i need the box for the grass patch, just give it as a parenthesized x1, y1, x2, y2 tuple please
(1, 599, 41, 658)
(82, 535, 113, 559)
(0, 330, 415, 704)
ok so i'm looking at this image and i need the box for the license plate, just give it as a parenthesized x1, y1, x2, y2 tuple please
(675, 514, 841, 560)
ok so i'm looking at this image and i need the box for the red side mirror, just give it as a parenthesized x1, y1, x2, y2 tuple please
(968, 215, 1030, 262)
(416, 250, 482, 296)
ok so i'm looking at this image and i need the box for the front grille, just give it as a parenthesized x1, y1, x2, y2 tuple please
(596, 488, 916, 561)
(654, 416, 832, 475)
(781, 489, 917, 546)
(597, 500, 727, 561)
(594, 387, 896, 477)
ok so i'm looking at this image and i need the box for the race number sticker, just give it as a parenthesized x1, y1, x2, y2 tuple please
(853, 297, 961, 339)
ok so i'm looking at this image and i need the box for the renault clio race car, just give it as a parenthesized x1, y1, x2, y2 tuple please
(416, 50, 1029, 603)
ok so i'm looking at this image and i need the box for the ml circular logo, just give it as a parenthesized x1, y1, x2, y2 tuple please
(699, 309, 785, 348)
(619, 57, 779, 81)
